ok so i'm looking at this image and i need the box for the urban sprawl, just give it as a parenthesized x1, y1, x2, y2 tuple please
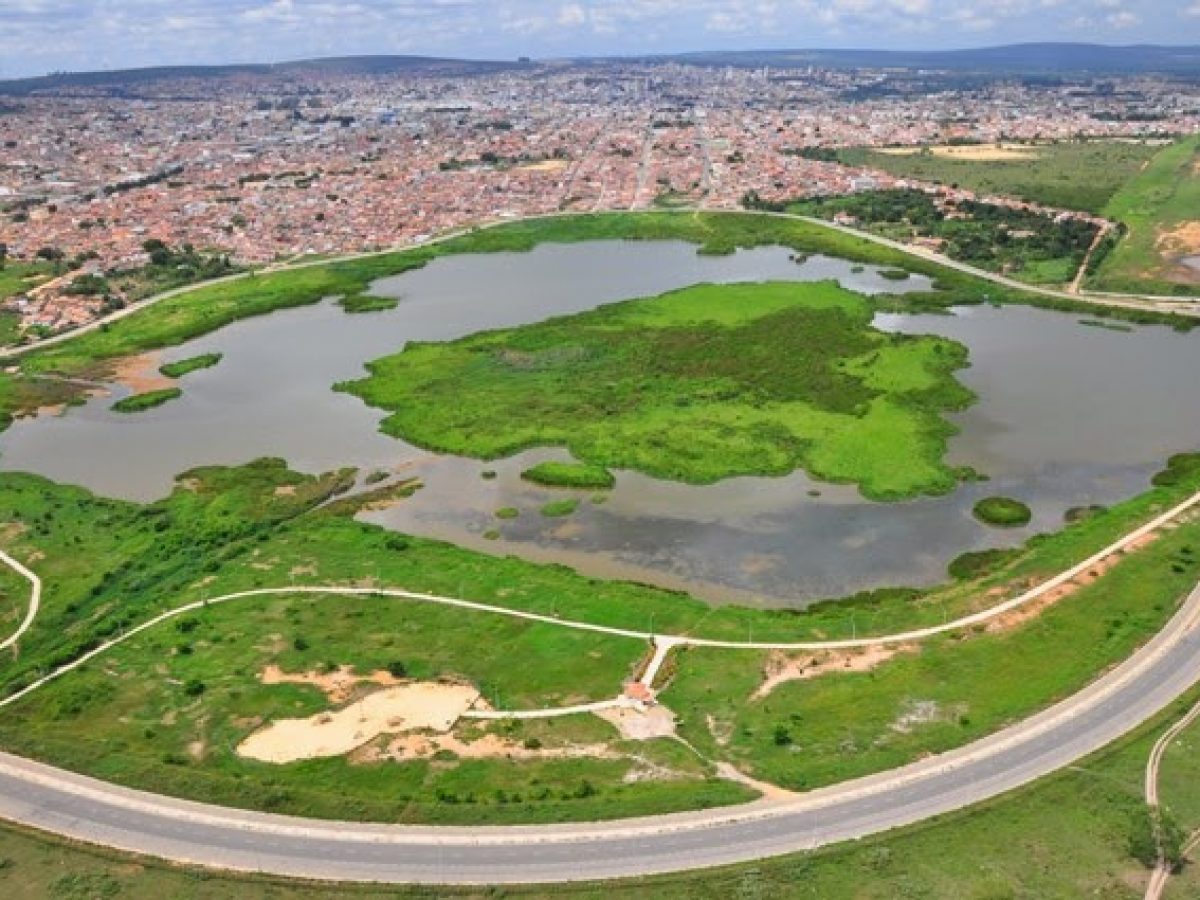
(2, 62, 1197, 335)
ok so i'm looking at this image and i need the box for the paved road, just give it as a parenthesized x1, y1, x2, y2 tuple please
(1, 581, 1198, 883)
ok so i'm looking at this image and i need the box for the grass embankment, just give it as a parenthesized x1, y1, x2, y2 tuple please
(110, 388, 182, 414)
(522, 462, 616, 490)
(973, 496, 1033, 528)
(1094, 135, 1200, 295)
(1, 456, 1200, 826)
(837, 140, 1160, 214)
(337, 281, 976, 501)
(158, 353, 222, 378)
(0, 211, 1187, 437)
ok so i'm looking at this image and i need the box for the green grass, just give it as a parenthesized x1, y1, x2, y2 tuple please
(838, 140, 1161, 214)
(1, 455, 1199, 828)
(663, 513, 1200, 793)
(338, 294, 400, 313)
(973, 496, 1033, 528)
(522, 462, 617, 490)
(0, 261, 53, 302)
(0, 461, 751, 825)
(495, 507, 520, 520)
(110, 388, 182, 414)
(158, 353, 223, 378)
(337, 281, 976, 501)
(1094, 135, 1200, 295)
(540, 498, 581, 518)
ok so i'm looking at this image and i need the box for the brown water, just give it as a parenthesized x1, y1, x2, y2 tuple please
(2, 241, 1198, 606)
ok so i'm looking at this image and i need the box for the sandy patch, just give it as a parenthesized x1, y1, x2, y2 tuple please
(594, 704, 678, 741)
(237, 682, 480, 763)
(1157, 221, 1200, 255)
(260, 664, 406, 704)
(752, 645, 917, 700)
(273, 485, 297, 497)
(875, 143, 1042, 162)
(890, 699, 967, 734)
(519, 159, 570, 173)
(360, 730, 614, 763)
(714, 762, 794, 799)
(109, 352, 175, 394)
(706, 714, 733, 748)
(985, 530, 1160, 633)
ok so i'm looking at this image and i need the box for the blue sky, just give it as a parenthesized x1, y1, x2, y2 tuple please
(1, 0, 1198, 78)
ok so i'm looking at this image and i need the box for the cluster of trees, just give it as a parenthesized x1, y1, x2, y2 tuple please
(780, 189, 1101, 277)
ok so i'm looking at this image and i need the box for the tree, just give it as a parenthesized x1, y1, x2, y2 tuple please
(0, 242, 7, 270)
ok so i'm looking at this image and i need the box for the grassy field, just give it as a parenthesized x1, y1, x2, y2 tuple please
(838, 140, 1161, 214)
(1093, 135, 1200, 295)
(663, 509, 1200, 792)
(337, 280, 977, 500)
(0, 454, 1199, 826)
(159, 353, 222, 378)
(5, 684, 1200, 898)
(0, 211, 1186, 440)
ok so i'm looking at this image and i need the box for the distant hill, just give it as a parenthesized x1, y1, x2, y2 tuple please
(0, 55, 531, 95)
(3, 44, 1197, 96)
(621, 44, 1200, 75)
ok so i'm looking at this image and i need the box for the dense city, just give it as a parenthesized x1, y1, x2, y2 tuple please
(2, 60, 1197, 334)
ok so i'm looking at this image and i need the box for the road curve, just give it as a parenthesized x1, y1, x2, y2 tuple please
(0, 582, 1198, 883)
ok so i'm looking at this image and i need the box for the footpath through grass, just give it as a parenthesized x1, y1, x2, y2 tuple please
(1094, 135, 1200, 296)
(337, 281, 977, 500)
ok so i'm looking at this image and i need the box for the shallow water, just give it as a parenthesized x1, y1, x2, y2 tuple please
(2, 241, 1198, 607)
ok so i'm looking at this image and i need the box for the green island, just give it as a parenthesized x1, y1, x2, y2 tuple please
(110, 387, 183, 414)
(0, 211, 1187, 442)
(158, 352, 223, 378)
(337, 280, 976, 501)
(540, 497, 581, 517)
(339, 293, 400, 313)
(973, 496, 1034, 528)
(521, 462, 617, 490)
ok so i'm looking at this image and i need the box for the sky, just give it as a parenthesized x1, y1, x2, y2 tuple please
(1, 0, 1199, 78)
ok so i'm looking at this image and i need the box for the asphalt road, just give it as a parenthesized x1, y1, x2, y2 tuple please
(1, 583, 1198, 884)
